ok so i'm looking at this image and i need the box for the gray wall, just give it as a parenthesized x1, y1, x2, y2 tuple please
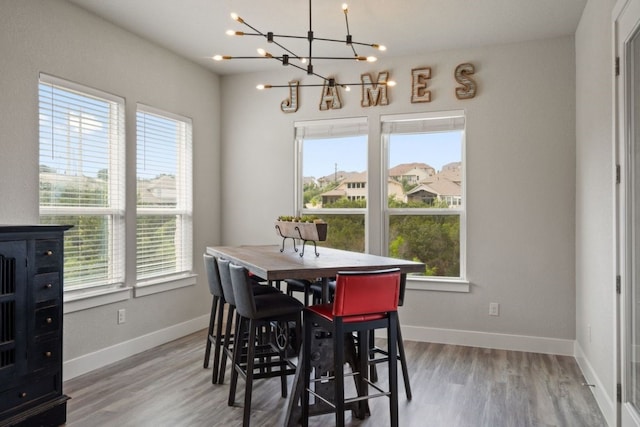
(220, 36, 577, 343)
(0, 0, 220, 366)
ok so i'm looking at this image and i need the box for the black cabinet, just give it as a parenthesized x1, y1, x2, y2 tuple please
(0, 225, 71, 427)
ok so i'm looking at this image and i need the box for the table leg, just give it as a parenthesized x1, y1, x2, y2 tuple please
(284, 325, 369, 426)
(321, 277, 329, 303)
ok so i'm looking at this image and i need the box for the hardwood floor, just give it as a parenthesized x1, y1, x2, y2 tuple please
(63, 330, 607, 427)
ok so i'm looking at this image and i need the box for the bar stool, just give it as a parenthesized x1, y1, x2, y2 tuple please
(301, 268, 401, 427)
(368, 274, 412, 400)
(216, 257, 281, 385)
(228, 262, 304, 427)
(202, 253, 228, 384)
(285, 279, 321, 306)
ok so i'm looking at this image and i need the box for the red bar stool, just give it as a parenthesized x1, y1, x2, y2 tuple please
(301, 268, 401, 427)
(368, 274, 412, 400)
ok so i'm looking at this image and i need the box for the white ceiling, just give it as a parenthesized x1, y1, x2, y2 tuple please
(65, 0, 587, 76)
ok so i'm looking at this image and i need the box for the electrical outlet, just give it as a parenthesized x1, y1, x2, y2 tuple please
(489, 302, 500, 316)
(117, 308, 126, 324)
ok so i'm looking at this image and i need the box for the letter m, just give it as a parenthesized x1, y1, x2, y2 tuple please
(360, 72, 390, 107)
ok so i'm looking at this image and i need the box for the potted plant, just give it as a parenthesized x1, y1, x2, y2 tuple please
(275, 215, 328, 241)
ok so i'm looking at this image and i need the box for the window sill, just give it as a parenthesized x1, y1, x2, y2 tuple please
(134, 273, 197, 297)
(64, 286, 132, 314)
(406, 277, 470, 292)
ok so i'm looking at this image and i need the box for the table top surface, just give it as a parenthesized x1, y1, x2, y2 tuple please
(206, 244, 425, 281)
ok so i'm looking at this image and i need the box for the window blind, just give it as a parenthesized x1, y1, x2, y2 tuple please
(38, 74, 125, 289)
(136, 105, 193, 281)
(295, 117, 368, 139)
(381, 112, 465, 134)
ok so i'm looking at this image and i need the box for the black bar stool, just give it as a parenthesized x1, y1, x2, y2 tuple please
(215, 257, 280, 385)
(202, 253, 227, 383)
(285, 279, 321, 306)
(226, 262, 304, 427)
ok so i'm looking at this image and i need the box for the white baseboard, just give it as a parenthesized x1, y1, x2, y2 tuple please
(398, 324, 575, 356)
(63, 314, 209, 381)
(574, 341, 615, 427)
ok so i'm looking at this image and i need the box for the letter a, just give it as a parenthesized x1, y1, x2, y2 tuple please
(319, 80, 342, 111)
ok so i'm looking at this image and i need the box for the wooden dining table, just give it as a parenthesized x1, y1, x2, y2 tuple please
(205, 244, 425, 303)
(205, 244, 425, 425)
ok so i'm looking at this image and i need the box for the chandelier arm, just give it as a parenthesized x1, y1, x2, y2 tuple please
(302, 56, 371, 60)
(270, 40, 301, 59)
(343, 8, 358, 57)
(267, 56, 331, 82)
(308, 0, 313, 69)
(281, 61, 311, 74)
(261, 83, 328, 88)
(312, 37, 379, 49)
(262, 81, 391, 88)
(236, 22, 302, 60)
(245, 32, 380, 49)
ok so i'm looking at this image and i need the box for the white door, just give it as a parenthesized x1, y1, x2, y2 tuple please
(616, 0, 640, 425)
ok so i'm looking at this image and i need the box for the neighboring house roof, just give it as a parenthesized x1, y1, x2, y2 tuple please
(137, 175, 176, 205)
(317, 170, 354, 183)
(321, 189, 346, 197)
(388, 162, 435, 177)
(40, 171, 103, 189)
(343, 171, 367, 182)
(408, 179, 461, 197)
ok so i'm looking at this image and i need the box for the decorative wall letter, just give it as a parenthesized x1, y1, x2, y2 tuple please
(454, 63, 477, 100)
(319, 80, 342, 110)
(360, 71, 390, 107)
(411, 67, 432, 103)
(281, 81, 299, 113)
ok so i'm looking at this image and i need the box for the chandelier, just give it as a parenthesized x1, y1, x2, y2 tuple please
(213, 0, 392, 91)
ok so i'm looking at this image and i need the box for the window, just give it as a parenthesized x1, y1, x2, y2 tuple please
(136, 105, 193, 282)
(382, 111, 465, 279)
(295, 118, 368, 252)
(294, 113, 466, 283)
(39, 74, 125, 291)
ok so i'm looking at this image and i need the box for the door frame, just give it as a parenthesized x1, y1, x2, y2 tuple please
(615, 0, 640, 425)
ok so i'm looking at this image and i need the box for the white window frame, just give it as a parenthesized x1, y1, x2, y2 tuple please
(38, 73, 128, 306)
(135, 104, 195, 296)
(381, 111, 469, 291)
(294, 117, 369, 251)
(293, 113, 469, 292)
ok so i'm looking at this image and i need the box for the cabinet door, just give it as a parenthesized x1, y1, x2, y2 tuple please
(0, 240, 27, 382)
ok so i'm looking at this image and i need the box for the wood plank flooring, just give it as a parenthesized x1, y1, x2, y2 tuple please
(63, 330, 607, 427)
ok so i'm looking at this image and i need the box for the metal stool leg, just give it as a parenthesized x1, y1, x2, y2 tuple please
(203, 296, 218, 368)
(212, 297, 226, 383)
